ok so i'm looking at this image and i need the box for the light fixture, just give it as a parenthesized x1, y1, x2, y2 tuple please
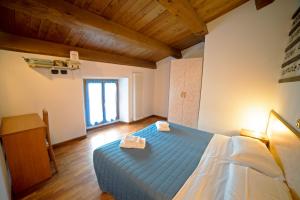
(242, 106, 270, 133)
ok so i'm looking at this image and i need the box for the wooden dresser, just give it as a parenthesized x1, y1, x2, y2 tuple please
(0, 114, 52, 194)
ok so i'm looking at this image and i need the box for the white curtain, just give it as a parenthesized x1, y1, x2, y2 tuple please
(88, 82, 103, 125)
(104, 83, 117, 122)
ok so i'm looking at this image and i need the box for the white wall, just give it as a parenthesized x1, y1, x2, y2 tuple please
(153, 57, 174, 117)
(181, 42, 205, 58)
(278, 82, 300, 130)
(0, 50, 154, 144)
(198, 0, 299, 135)
(132, 72, 144, 121)
(0, 51, 86, 144)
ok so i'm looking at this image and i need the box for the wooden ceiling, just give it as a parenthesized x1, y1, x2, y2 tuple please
(0, 0, 270, 68)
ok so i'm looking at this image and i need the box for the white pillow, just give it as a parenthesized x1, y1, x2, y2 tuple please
(230, 136, 284, 180)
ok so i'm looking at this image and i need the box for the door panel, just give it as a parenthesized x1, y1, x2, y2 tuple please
(182, 58, 202, 128)
(133, 73, 143, 121)
(87, 82, 103, 126)
(168, 59, 186, 124)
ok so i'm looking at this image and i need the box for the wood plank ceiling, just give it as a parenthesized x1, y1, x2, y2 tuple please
(0, 0, 266, 68)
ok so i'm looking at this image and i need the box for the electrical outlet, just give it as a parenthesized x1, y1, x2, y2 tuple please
(297, 119, 300, 129)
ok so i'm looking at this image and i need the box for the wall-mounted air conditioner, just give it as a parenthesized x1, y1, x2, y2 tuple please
(23, 51, 81, 75)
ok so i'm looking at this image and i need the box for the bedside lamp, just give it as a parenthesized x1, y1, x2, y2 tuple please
(240, 129, 269, 147)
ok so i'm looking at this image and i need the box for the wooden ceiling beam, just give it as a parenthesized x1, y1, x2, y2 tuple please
(255, 0, 274, 10)
(0, 32, 156, 69)
(0, 0, 181, 58)
(156, 0, 208, 36)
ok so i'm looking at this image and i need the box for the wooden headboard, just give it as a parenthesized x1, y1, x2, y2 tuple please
(266, 110, 300, 200)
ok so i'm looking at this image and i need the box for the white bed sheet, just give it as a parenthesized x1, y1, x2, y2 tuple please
(225, 164, 291, 200)
(173, 134, 291, 200)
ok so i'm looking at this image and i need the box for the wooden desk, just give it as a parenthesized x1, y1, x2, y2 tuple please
(0, 114, 52, 194)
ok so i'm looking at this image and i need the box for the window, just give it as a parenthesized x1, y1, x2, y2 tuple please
(84, 79, 118, 129)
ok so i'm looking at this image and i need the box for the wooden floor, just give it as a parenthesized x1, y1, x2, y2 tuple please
(21, 117, 161, 200)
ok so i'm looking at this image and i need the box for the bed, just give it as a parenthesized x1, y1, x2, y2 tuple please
(93, 111, 300, 200)
(93, 123, 213, 200)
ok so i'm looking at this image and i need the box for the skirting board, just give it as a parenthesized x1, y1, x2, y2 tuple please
(87, 121, 123, 131)
(53, 135, 87, 149)
(128, 115, 167, 124)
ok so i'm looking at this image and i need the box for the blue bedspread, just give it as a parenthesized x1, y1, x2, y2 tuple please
(93, 123, 213, 200)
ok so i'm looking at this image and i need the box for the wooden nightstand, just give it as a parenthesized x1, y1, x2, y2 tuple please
(240, 129, 269, 147)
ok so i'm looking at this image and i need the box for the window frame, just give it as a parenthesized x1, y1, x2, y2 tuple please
(83, 79, 119, 129)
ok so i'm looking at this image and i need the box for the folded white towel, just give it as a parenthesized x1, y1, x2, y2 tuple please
(156, 121, 170, 131)
(157, 127, 170, 131)
(120, 135, 146, 149)
(156, 121, 169, 128)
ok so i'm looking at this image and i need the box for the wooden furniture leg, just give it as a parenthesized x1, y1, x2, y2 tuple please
(43, 109, 58, 173)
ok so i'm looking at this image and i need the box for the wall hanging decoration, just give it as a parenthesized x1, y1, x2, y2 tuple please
(279, 6, 300, 83)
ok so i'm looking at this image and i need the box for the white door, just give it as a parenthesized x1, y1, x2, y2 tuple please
(168, 58, 203, 128)
(168, 59, 187, 124)
(182, 58, 203, 128)
(133, 73, 143, 121)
